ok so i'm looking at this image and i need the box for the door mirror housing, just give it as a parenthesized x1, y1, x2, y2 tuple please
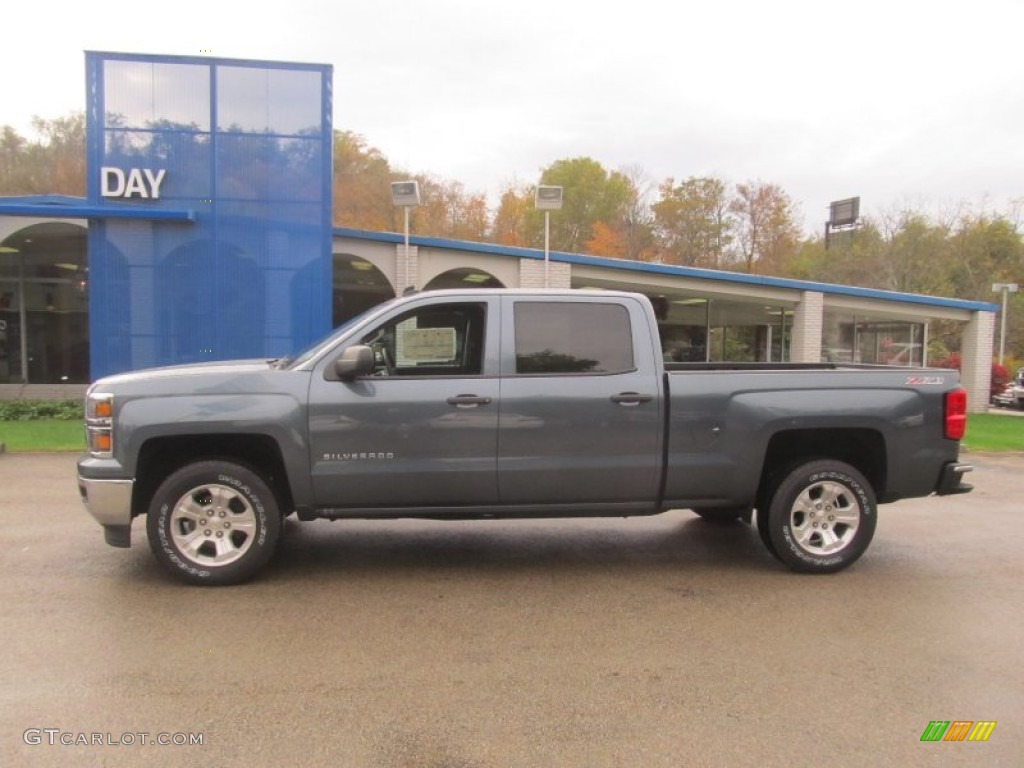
(333, 345, 375, 381)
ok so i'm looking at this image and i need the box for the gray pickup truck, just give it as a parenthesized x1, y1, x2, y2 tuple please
(77, 289, 973, 584)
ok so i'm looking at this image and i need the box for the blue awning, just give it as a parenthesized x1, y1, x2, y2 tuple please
(0, 195, 195, 222)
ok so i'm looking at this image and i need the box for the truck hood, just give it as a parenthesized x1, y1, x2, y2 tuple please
(89, 359, 277, 393)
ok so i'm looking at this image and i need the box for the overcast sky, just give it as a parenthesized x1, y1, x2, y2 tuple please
(4, 0, 1023, 232)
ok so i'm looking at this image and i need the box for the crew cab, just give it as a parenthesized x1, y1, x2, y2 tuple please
(78, 289, 973, 584)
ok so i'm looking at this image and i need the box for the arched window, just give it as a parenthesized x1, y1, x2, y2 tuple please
(0, 222, 89, 383)
(333, 254, 395, 326)
(423, 268, 504, 291)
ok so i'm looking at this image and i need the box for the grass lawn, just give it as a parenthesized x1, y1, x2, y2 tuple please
(0, 411, 1021, 455)
(963, 412, 1024, 453)
(0, 420, 84, 452)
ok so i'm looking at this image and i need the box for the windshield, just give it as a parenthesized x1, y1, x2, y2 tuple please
(282, 299, 400, 369)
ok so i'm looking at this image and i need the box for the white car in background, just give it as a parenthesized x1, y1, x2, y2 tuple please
(993, 367, 1024, 409)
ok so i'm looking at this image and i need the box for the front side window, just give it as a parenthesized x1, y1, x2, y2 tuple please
(514, 302, 634, 375)
(360, 303, 486, 376)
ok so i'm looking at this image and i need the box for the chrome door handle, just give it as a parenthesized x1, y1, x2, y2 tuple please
(610, 392, 653, 406)
(447, 394, 492, 407)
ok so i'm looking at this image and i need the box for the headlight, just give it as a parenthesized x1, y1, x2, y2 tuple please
(86, 392, 114, 458)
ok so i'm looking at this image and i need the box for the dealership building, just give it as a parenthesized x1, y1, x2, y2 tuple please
(0, 52, 998, 410)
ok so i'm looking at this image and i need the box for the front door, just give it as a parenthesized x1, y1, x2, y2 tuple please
(309, 296, 500, 510)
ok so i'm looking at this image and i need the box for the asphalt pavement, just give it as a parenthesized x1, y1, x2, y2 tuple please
(1, 451, 1021, 767)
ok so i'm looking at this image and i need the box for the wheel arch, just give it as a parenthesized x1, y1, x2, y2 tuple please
(132, 434, 295, 519)
(756, 428, 887, 508)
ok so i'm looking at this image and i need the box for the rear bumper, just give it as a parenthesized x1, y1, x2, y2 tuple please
(936, 462, 973, 495)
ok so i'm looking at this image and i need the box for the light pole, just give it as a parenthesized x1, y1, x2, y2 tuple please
(535, 185, 563, 288)
(391, 181, 421, 293)
(992, 282, 1019, 366)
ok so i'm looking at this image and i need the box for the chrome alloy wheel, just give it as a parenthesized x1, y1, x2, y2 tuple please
(788, 480, 861, 556)
(169, 484, 258, 567)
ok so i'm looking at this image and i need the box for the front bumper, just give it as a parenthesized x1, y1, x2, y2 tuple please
(78, 475, 134, 547)
(936, 461, 973, 496)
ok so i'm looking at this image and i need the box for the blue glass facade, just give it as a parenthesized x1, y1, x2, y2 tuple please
(85, 52, 332, 378)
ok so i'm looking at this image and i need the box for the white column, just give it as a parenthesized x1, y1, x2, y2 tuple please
(519, 258, 570, 289)
(790, 291, 824, 363)
(395, 244, 419, 293)
(959, 310, 995, 413)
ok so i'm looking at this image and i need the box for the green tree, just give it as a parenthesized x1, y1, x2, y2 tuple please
(873, 209, 954, 295)
(532, 157, 633, 252)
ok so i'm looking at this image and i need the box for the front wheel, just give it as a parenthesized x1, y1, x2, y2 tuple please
(765, 460, 876, 574)
(147, 461, 281, 585)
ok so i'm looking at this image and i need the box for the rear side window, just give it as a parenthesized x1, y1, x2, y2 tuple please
(514, 302, 634, 374)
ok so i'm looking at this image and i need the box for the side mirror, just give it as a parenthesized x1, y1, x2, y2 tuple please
(333, 345, 375, 381)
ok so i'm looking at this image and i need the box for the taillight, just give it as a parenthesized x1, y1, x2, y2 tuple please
(944, 388, 967, 441)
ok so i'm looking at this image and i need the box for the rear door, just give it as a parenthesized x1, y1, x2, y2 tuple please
(496, 295, 663, 505)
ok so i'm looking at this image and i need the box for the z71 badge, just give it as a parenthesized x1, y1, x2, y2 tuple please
(905, 376, 945, 386)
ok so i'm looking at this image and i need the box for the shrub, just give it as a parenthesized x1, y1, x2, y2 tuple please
(930, 355, 1009, 399)
(0, 399, 84, 421)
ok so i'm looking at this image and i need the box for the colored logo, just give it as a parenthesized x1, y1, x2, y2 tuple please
(920, 721, 996, 742)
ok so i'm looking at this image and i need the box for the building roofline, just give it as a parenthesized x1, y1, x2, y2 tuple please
(333, 227, 998, 313)
(85, 50, 331, 73)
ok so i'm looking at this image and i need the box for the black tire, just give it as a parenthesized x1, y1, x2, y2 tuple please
(147, 461, 281, 586)
(764, 460, 876, 574)
(756, 507, 780, 560)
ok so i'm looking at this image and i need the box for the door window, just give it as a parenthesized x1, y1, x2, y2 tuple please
(360, 302, 486, 376)
(514, 302, 634, 375)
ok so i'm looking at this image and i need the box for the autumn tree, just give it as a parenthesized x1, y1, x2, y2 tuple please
(491, 183, 533, 247)
(332, 130, 400, 231)
(413, 176, 489, 241)
(32, 114, 86, 194)
(599, 164, 656, 260)
(652, 176, 733, 267)
(0, 126, 32, 194)
(0, 114, 85, 196)
(730, 180, 802, 273)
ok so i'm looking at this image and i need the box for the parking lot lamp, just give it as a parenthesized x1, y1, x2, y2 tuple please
(992, 282, 1019, 366)
(391, 181, 421, 292)
(535, 185, 563, 288)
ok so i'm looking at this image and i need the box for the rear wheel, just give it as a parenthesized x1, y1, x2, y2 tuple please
(764, 460, 876, 573)
(146, 461, 281, 586)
